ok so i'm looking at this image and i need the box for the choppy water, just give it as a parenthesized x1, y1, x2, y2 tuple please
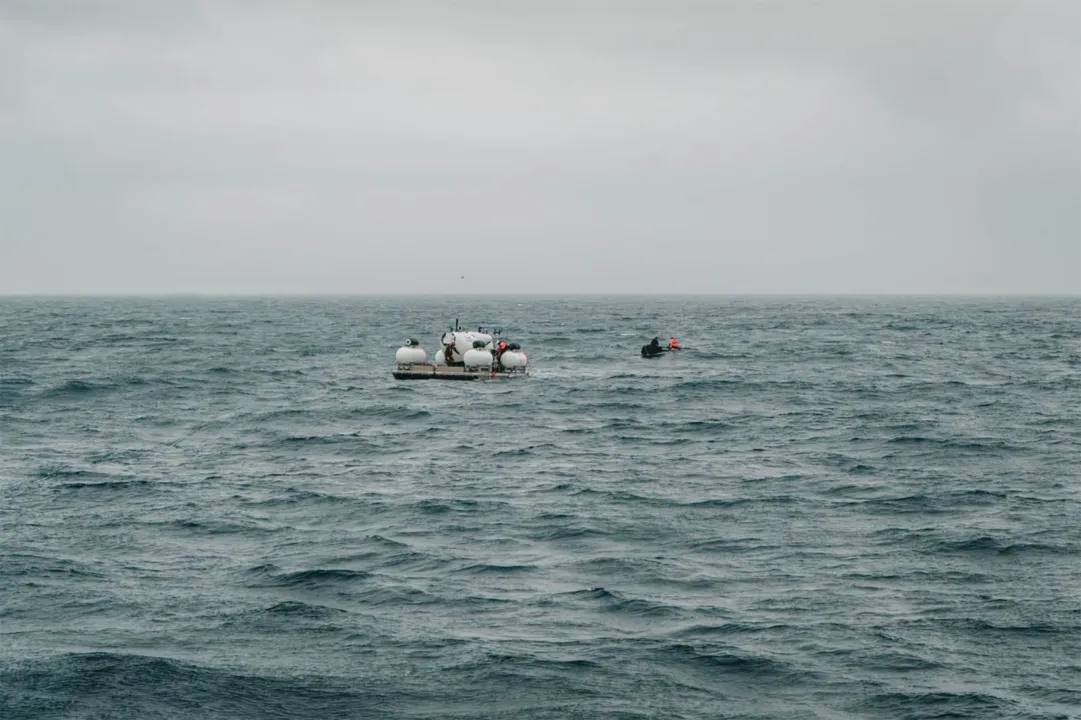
(1, 296, 1079, 719)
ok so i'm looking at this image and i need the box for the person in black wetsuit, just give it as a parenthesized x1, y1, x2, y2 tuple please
(642, 337, 665, 357)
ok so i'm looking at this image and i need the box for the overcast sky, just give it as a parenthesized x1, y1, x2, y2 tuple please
(1, 0, 1078, 294)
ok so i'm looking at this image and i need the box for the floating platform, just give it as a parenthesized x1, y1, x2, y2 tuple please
(392, 363, 527, 381)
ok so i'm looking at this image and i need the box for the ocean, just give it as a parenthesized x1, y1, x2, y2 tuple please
(1, 295, 1078, 719)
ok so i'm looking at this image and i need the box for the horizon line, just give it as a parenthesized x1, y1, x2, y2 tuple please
(0, 291, 1078, 299)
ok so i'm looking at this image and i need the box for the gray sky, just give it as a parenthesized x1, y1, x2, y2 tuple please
(1, 0, 1078, 294)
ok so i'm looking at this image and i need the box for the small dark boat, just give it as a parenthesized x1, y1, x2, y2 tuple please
(641, 337, 681, 358)
(642, 345, 680, 358)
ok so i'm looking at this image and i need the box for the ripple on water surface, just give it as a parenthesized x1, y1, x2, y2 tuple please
(0, 296, 1078, 719)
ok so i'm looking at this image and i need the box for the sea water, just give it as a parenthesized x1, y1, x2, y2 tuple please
(1, 296, 1078, 719)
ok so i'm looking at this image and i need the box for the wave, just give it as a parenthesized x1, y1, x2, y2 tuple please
(654, 643, 795, 679)
(943, 536, 1074, 556)
(35, 467, 111, 480)
(885, 435, 1021, 452)
(848, 494, 941, 515)
(345, 407, 432, 421)
(243, 488, 346, 507)
(672, 378, 745, 391)
(0, 376, 35, 394)
(158, 519, 280, 536)
(952, 618, 1070, 635)
(598, 418, 644, 432)
(374, 549, 451, 574)
(405, 498, 511, 515)
(56, 478, 150, 491)
(215, 601, 354, 629)
(685, 537, 766, 553)
(569, 555, 709, 583)
(245, 562, 448, 603)
(842, 487, 1020, 514)
(41, 379, 107, 396)
(850, 649, 944, 672)
(856, 690, 1015, 716)
(666, 622, 792, 638)
(360, 534, 410, 549)
(0, 554, 106, 580)
(492, 443, 559, 457)
(533, 524, 612, 541)
(453, 562, 538, 575)
(678, 495, 794, 509)
(659, 419, 735, 434)
(38, 375, 179, 398)
(870, 529, 1075, 557)
(0, 652, 374, 718)
(316, 537, 442, 572)
(277, 434, 380, 449)
(247, 567, 374, 589)
(568, 488, 665, 506)
(949, 488, 1009, 501)
(450, 652, 603, 676)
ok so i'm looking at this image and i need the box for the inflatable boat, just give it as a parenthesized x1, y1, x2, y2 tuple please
(641, 336, 681, 358)
(641, 345, 680, 358)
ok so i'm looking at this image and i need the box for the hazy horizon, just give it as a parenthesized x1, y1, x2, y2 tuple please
(2, 291, 1077, 299)
(2, 1, 1078, 295)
